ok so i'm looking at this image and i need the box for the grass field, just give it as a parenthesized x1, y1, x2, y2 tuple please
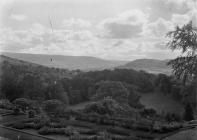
(67, 101, 92, 110)
(164, 128, 197, 140)
(139, 92, 184, 114)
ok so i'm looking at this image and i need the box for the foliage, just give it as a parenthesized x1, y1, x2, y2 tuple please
(84, 98, 132, 116)
(28, 110, 36, 118)
(38, 126, 76, 136)
(92, 81, 129, 104)
(183, 103, 194, 121)
(0, 99, 14, 110)
(167, 21, 197, 83)
(155, 74, 172, 93)
(128, 88, 142, 108)
(137, 71, 155, 93)
(33, 115, 50, 129)
(0, 59, 73, 102)
(45, 82, 69, 104)
(69, 76, 94, 101)
(12, 122, 25, 129)
(140, 108, 157, 118)
(42, 99, 65, 114)
(80, 69, 156, 93)
(13, 98, 30, 112)
(165, 112, 182, 122)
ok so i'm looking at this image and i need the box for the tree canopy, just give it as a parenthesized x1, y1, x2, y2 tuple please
(167, 21, 197, 83)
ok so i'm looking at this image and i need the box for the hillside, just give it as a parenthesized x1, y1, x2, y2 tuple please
(119, 59, 172, 75)
(2, 52, 127, 71)
(0, 55, 77, 78)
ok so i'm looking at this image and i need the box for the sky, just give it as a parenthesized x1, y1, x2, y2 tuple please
(0, 0, 196, 60)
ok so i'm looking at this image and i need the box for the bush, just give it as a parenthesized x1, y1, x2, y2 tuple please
(42, 99, 65, 114)
(140, 108, 157, 118)
(38, 126, 75, 136)
(28, 110, 36, 118)
(107, 127, 130, 136)
(165, 112, 182, 122)
(79, 129, 98, 135)
(13, 107, 20, 115)
(84, 98, 130, 116)
(0, 99, 14, 110)
(38, 126, 66, 135)
(12, 122, 25, 129)
(13, 98, 30, 112)
(155, 74, 171, 93)
(33, 115, 50, 129)
(92, 81, 130, 104)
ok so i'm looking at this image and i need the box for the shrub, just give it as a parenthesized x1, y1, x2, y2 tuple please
(42, 99, 65, 114)
(38, 127, 65, 135)
(107, 127, 130, 136)
(12, 122, 25, 129)
(28, 110, 36, 118)
(140, 108, 157, 118)
(38, 126, 75, 136)
(155, 74, 172, 93)
(33, 115, 50, 129)
(165, 112, 182, 122)
(64, 126, 76, 136)
(13, 107, 20, 115)
(13, 98, 30, 112)
(79, 129, 98, 135)
(92, 81, 129, 104)
(0, 99, 14, 110)
(84, 98, 130, 116)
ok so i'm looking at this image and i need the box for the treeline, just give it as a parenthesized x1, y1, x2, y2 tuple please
(0, 60, 78, 103)
(155, 73, 197, 106)
(1, 57, 193, 108)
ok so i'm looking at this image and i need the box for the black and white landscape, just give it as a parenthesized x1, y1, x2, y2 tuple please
(0, 0, 197, 140)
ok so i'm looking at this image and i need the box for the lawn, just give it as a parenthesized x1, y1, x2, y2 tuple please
(67, 101, 92, 111)
(164, 128, 197, 140)
(139, 92, 184, 114)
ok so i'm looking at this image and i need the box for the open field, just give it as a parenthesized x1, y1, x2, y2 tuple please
(164, 128, 197, 140)
(140, 92, 184, 114)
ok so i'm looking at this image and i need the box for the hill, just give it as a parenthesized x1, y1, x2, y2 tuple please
(0, 55, 77, 78)
(2, 52, 127, 71)
(118, 59, 172, 75)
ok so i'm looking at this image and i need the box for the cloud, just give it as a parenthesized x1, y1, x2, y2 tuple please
(2, 0, 196, 60)
(62, 18, 92, 30)
(10, 14, 27, 21)
(171, 13, 190, 27)
(142, 18, 173, 39)
(99, 9, 148, 39)
(66, 30, 94, 40)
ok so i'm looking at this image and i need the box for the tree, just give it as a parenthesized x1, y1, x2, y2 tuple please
(167, 21, 197, 84)
(155, 74, 172, 93)
(84, 98, 131, 116)
(167, 21, 197, 108)
(46, 81, 69, 105)
(184, 103, 194, 121)
(13, 98, 30, 112)
(92, 81, 129, 104)
(42, 99, 65, 114)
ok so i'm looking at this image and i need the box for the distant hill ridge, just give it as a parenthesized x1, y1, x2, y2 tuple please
(1, 52, 172, 74)
(2, 52, 127, 71)
(118, 59, 172, 75)
(0, 54, 76, 78)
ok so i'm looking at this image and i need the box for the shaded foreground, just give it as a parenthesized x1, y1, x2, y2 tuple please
(1, 106, 196, 140)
